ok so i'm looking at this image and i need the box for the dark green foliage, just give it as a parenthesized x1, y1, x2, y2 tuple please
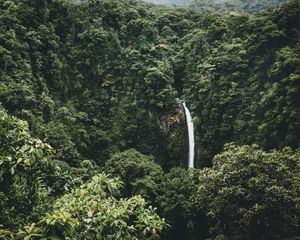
(0, 112, 167, 238)
(156, 168, 208, 240)
(1, 0, 300, 239)
(105, 149, 163, 199)
(0, 0, 180, 169)
(198, 144, 300, 239)
(2, 0, 297, 171)
(180, 1, 300, 166)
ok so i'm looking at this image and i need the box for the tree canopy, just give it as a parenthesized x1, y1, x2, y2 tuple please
(1, 0, 300, 239)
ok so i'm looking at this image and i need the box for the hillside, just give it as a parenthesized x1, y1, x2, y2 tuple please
(1, 0, 300, 239)
(144, 0, 286, 13)
(143, 0, 193, 6)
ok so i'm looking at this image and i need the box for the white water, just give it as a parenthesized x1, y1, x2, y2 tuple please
(183, 102, 195, 169)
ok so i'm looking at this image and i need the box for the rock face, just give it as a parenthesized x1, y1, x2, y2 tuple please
(155, 109, 182, 132)
(147, 108, 187, 169)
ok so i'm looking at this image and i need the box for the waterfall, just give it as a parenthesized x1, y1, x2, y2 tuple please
(183, 102, 195, 169)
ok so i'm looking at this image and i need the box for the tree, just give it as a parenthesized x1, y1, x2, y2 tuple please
(105, 149, 163, 200)
(197, 144, 300, 239)
(156, 168, 208, 240)
(0, 111, 70, 230)
(18, 173, 168, 240)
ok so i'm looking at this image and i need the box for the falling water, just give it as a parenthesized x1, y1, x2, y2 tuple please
(183, 102, 195, 169)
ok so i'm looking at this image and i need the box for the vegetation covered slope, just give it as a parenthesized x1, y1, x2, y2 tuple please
(0, 0, 181, 169)
(144, 0, 285, 13)
(0, 0, 300, 239)
(143, 0, 192, 6)
(178, 0, 300, 165)
(190, 0, 285, 13)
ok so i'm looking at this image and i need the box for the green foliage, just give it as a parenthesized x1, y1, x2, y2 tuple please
(180, 1, 300, 166)
(144, 0, 193, 7)
(145, 0, 284, 13)
(198, 144, 300, 239)
(19, 173, 168, 240)
(1, 0, 300, 239)
(189, 0, 285, 13)
(156, 168, 208, 240)
(0, 0, 179, 169)
(109, 99, 174, 164)
(0, 111, 70, 230)
(105, 149, 163, 199)
(144, 0, 284, 14)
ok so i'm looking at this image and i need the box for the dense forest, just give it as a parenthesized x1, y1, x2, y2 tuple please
(144, 0, 285, 13)
(143, 0, 192, 7)
(0, 0, 300, 239)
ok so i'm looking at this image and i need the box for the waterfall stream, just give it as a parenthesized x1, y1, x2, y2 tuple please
(183, 102, 195, 169)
